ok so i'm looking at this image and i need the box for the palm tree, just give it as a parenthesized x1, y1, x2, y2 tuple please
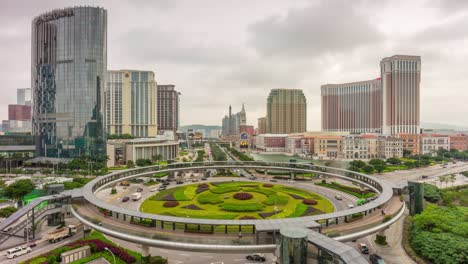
(438, 176, 446, 187)
(449, 174, 456, 187)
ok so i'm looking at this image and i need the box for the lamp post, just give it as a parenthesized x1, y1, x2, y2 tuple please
(104, 247, 116, 264)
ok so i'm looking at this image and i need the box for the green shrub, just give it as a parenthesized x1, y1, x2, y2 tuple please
(375, 234, 387, 245)
(210, 186, 241, 194)
(197, 193, 223, 204)
(423, 183, 442, 203)
(263, 194, 289, 206)
(221, 203, 264, 212)
(149, 255, 168, 264)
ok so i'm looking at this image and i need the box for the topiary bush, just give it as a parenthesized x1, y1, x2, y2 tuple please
(163, 201, 179, 207)
(302, 199, 317, 205)
(233, 192, 253, 200)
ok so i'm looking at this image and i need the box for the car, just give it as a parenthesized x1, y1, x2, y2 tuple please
(334, 195, 343, 200)
(28, 242, 37, 248)
(370, 254, 386, 264)
(270, 179, 278, 182)
(287, 180, 296, 184)
(122, 197, 130, 202)
(201, 178, 207, 181)
(347, 204, 354, 208)
(176, 181, 184, 185)
(137, 188, 143, 192)
(421, 175, 428, 179)
(6, 246, 31, 259)
(191, 179, 199, 182)
(162, 182, 170, 186)
(358, 243, 369, 254)
(150, 188, 157, 192)
(246, 253, 266, 262)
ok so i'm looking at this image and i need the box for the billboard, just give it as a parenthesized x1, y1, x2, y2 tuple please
(240, 140, 249, 148)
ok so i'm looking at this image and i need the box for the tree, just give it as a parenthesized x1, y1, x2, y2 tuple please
(3, 179, 35, 206)
(152, 154, 163, 162)
(348, 166, 361, 172)
(438, 176, 446, 187)
(126, 160, 135, 168)
(403, 149, 412, 157)
(0, 206, 18, 218)
(449, 174, 456, 187)
(374, 164, 386, 173)
(386, 157, 401, 165)
(350, 160, 366, 168)
(362, 165, 375, 174)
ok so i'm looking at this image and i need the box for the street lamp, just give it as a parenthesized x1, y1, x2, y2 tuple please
(104, 247, 116, 264)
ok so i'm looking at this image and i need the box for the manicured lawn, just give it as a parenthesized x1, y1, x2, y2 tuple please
(140, 181, 334, 219)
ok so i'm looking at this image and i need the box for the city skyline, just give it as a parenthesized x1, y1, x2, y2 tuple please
(1, 0, 468, 129)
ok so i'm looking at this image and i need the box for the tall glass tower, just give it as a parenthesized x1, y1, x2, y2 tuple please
(31, 7, 107, 158)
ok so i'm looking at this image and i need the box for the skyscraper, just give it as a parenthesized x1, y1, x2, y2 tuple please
(239, 103, 246, 126)
(320, 55, 420, 135)
(321, 79, 382, 133)
(17, 88, 31, 106)
(32, 7, 107, 158)
(381, 55, 421, 134)
(221, 104, 245, 136)
(266, 89, 307, 134)
(106, 70, 158, 137)
(157, 84, 180, 133)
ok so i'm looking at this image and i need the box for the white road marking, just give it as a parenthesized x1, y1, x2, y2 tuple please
(168, 259, 183, 263)
(200, 255, 213, 258)
(178, 253, 190, 256)
(159, 249, 169, 253)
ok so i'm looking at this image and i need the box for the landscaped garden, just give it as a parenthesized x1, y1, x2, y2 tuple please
(140, 181, 334, 220)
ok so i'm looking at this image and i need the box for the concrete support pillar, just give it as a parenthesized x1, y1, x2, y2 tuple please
(141, 245, 150, 258)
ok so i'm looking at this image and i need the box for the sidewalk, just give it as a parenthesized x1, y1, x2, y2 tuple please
(323, 196, 402, 233)
(368, 211, 415, 264)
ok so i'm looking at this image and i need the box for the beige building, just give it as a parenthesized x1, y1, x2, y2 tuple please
(420, 134, 450, 155)
(377, 136, 403, 158)
(314, 136, 343, 159)
(107, 137, 179, 167)
(257, 117, 267, 135)
(266, 89, 306, 134)
(106, 70, 158, 137)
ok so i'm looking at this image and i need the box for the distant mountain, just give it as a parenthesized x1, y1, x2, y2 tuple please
(180, 124, 221, 132)
(421, 122, 468, 131)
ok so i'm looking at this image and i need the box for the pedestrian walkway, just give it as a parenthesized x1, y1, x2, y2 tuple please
(368, 211, 415, 264)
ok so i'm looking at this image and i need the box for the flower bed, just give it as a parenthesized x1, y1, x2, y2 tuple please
(263, 184, 273, 188)
(239, 216, 257, 220)
(302, 199, 318, 205)
(233, 192, 253, 200)
(163, 201, 179, 207)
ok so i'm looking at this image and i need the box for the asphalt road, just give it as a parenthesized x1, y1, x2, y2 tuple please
(108, 235, 278, 264)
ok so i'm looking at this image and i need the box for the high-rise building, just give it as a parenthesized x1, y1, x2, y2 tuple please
(321, 79, 382, 133)
(221, 104, 245, 136)
(321, 55, 420, 135)
(17, 88, 31, 106)
(381, 55, 421, 134)
(8, 105, 31, 121)
(266, 89, 307, 134)
(106, 70, 158, 137)
(257, 117, 267, 135)
(157, 84, 180, 133)
(32, 7, 107, 158)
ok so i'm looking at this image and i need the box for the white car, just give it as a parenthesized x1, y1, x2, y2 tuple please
(347, 204, 355, 208)
(6, 246, 31, 259)
(150, 188, 157, 192)
(287, 180, 296, 184)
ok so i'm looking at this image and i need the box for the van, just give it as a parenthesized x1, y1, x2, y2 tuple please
(6, 246, 31, 258)
(358, 243, 369, 254)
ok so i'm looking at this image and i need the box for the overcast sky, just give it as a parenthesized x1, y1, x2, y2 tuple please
(1, 0, 467, 130)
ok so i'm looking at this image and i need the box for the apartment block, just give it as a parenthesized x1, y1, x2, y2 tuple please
(420, 134, 450, 155)
(397, 133, 421, 155)
(449, 134, 468, 151)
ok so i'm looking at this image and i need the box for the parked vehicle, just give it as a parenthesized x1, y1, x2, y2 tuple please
(347, 204, 355, 208)
(122, 196, 130, 202)
(246, 253, 266, 262)
(358, 243, 369, 254)
(131, 193, 142, 201)
(370, 254, 386, 264)
(6, 246, 31, 258)
(334, 195, 343, 200)
(46, 225, 77, 243)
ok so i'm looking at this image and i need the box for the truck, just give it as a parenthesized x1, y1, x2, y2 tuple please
(46, 225, 77, 243)
(131, 192, 142, 201)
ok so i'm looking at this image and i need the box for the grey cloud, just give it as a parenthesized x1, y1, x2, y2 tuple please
(247, 0, 383, 58)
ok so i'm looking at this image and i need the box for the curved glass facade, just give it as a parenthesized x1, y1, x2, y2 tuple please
(31, 7, 107, 158)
